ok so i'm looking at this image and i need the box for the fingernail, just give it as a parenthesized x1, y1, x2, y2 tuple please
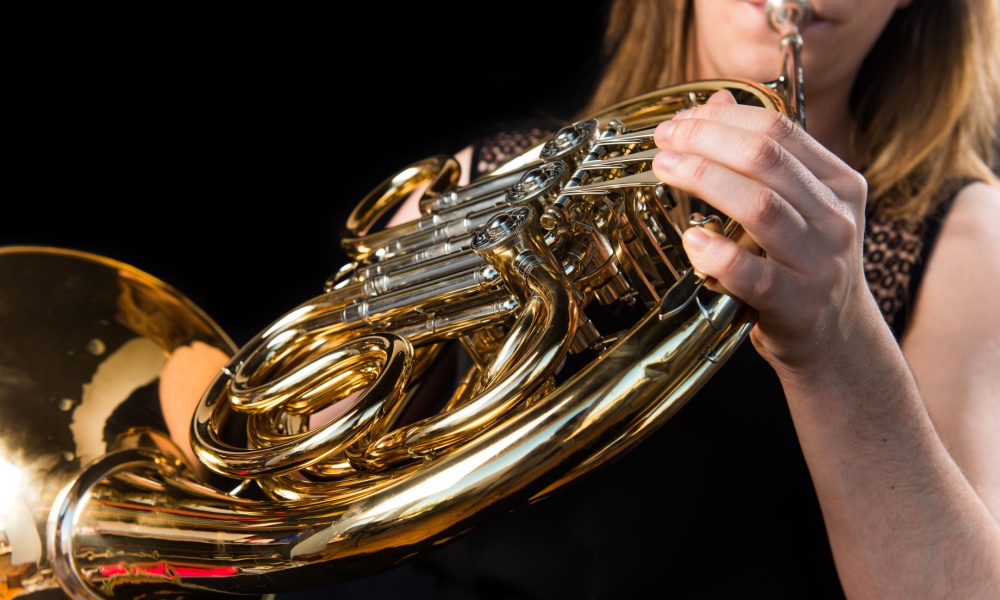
(684, 226, 710, 251)
(656, 149, 683, 169)
(653, 121, 677, 146)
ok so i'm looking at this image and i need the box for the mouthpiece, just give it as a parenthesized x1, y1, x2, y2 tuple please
(766, 0, 812, 33)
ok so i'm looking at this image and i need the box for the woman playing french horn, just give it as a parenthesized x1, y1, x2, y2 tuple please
(7, 0, 995, 597)
(285, 0, 1000, 598)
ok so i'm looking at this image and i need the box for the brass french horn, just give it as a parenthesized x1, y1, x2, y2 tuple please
(1, 1, 811, 597)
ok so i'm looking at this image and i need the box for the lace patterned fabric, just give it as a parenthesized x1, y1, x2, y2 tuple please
(863, 207, 928, 326)
(472, 127, 553, 177)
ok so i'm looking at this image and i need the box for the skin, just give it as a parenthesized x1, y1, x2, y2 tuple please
(160, 341, 231, 476)
(652, 0, 1000, 597)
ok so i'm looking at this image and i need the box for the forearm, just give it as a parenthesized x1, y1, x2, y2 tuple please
(778, 312, 1000, 599)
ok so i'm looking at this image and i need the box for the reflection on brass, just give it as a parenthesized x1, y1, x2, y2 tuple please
(4, 2, 812, 597)
(0, 247, 236, 598)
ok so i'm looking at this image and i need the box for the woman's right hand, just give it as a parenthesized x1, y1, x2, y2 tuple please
(651, 90, 875, 380)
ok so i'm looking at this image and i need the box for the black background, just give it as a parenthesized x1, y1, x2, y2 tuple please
(5, 3, 610, 345)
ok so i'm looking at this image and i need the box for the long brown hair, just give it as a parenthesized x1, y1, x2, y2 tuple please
(581, 0, 1000, 222)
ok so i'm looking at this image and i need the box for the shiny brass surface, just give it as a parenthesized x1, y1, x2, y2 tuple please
(0, 247, 237, 598)
(9, 2, 811, 597)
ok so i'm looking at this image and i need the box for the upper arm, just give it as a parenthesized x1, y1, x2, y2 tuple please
(900, 181, 1000, 519)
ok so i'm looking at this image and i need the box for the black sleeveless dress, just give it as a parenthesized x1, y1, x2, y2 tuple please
(282, 126, 966, 600)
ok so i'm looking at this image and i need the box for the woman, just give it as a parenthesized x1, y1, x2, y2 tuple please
(305, 0, 999, 598)
(636, 0, 1000, 597)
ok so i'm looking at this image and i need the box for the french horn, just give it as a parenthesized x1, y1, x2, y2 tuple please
(1, 1, 811, 597)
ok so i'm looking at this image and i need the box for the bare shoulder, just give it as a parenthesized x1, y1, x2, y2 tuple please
(903, 180, 999, 345)
(948, 180, 1000, 226)
(933, 181, 1000, 268)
